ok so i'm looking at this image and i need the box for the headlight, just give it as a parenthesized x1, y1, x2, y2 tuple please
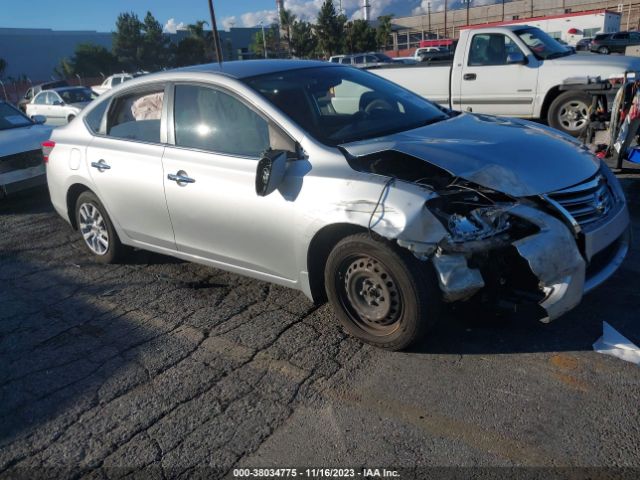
(445, 206, 511, 242)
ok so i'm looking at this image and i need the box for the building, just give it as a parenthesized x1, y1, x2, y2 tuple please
(0, 27, 260, 82)
(389, 0, 640, 51)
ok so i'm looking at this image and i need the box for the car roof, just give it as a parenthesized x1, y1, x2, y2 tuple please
(50, 86, 90, 93)
(173, 60, 336, 79)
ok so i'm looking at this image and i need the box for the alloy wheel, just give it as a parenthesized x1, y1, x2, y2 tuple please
(558, 100, 589, 133)
(78, 202, 109, 255)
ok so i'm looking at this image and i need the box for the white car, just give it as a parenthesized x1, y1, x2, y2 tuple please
(26, 87, 96, 126)
(92, 74, 134, 95)
(0, 101, 52, 198)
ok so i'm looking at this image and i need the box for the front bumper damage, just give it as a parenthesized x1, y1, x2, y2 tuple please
(409, 203, 628, 322)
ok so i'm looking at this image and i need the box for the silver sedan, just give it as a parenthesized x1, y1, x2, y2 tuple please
(26, 86, 95, 126)
(44, 61, 629, 350)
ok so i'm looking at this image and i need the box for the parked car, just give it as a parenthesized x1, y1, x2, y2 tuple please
(92, 74, 134, 95)
(45, 61, 629, 350)
(335, 53, 395, 68)
(373, 25, 640, 136)
(576, 37, 593, 51)
(0, 101, 52, 198)
(26, 86, 96, 125)
(17, 80, 69, 113)
(590, 31, 640, 54)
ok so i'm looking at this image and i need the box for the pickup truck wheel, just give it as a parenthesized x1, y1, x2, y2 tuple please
(75, 191, 126, 264)
(325, 233, 439, 350)
(598, 46, 609, 54)
(548, 91, 591, 137)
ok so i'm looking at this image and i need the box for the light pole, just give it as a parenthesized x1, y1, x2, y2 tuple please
(260, 22, 268, 59)
(463, 0, 472, 26)
(207, 0, 224, 65)
(427, 2, 431, 34)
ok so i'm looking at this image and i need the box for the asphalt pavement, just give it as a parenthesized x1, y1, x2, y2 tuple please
(0, 178, 639, 479)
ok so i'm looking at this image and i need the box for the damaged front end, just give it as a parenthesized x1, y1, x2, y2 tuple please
(344, 149, 590, 322)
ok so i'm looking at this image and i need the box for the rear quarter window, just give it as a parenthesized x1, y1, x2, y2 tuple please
(85, 99, 110, 134)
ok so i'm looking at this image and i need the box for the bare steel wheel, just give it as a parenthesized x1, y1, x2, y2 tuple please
(548, 91, 591, 137)
(79, 202, 109, 255)
(342, 256, 403, 336)
(325, 233, 440, 350)
(75, 191, 126, 263)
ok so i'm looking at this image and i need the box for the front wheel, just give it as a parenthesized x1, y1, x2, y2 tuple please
(547, 91, 591, 137)
(75, 191, 126, 263)
(325, 233, 439, 350)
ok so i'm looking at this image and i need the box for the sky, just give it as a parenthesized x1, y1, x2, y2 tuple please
(0, 0, 504, 32)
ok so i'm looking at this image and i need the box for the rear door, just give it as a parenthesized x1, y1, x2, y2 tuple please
(458, 32, 539, 117)
(48, 92, 67, 125)
(85, 84, 176, 250)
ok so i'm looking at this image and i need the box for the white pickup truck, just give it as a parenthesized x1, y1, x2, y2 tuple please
(373, 25, 640, 136)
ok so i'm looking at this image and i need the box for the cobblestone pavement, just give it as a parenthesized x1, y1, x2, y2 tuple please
(1, 183, 639, 479)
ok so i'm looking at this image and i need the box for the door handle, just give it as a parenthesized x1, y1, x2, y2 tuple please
(167, 171, 195, 185)
(91, 160, 111, 171)
(463, 73, 477, 81)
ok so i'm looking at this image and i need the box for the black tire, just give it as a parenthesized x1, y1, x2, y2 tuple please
(75, 191, 126, 264)
(547, 91, 591, 137)
(325, 233, 440, 350)
(67, 114, 75, 123)
(598, 46, 609, 55)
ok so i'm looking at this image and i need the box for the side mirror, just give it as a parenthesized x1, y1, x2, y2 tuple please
(507, 52, 526, 64)
(32, 115, 47, 124)
(255, 150, 288, 197)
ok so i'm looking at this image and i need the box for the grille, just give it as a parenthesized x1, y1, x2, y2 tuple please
(0, 149, 43, 175)
(547, 172, 615, 230)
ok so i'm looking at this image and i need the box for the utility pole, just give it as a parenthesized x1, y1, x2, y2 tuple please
(207, 0, 224, 65)
(530, 0, 534, 18)
(427, 2, 431, 34)
(464, 0, 471, 26)
(444, 0, 448, 38)
(502, 0, 505, 21)
(260, 22, 268, 59)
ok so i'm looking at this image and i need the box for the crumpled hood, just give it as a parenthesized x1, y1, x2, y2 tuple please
(340, 113, 600, 197)
(0, 124, 53, 157)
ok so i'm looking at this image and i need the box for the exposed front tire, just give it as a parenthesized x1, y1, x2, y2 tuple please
(325, 233, 439, 350)
(547, 91, 591, 137)
(75, 191, 126, 264)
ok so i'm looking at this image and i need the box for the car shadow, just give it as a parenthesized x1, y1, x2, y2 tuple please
(0, 186, 52, 215)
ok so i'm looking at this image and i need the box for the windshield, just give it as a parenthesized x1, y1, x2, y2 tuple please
(515, 27, 572, 59)
(0, 102, 33, 130)
(243, 66, 450, 146)
(58, 88, 95, 104)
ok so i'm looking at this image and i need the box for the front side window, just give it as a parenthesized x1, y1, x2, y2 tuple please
(173, 84, 270, 157)
(516, 27, 571, 59)
(106, 88, 164, 143)
(112, 77, 123, 86)
(243, 66, 449, 146)
(0, 102, 32, 130)
(468, 34, 522, 66)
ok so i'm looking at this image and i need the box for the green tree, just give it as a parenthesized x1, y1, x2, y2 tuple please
(345, 19, 377, 53)
(279, 9, 296, 55)
(376, 15, 394, 50)
(171, 20, 211, 67)
(140, 11, 169, 71)
(290, 21, 317, 58)
(0, 58, 6, 78)
(315, 0, 346, 57)
(56, 43, 119, 78)
(112, 12, 143, 71)
(250, 25, 279, 58)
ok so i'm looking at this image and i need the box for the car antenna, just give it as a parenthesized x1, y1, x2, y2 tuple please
(207, 0, 224, 69)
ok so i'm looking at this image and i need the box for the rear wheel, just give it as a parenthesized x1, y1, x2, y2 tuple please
(548, 91, 591, 137)
(325, 233, 439, 350)
(598, 46, 609, 55)
(75, 191, 126, 263)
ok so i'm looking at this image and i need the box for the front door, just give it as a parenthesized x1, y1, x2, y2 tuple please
(86, 85, 175, 250)
(162, 83, 299, 281)
(458, 32, 539, 117)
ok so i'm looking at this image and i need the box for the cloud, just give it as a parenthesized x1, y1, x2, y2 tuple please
(163, 18, 187, 33)
(221, 16, 237, 30)
(413, 0, 500, 15)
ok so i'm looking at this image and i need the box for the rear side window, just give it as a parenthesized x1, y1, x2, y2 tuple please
(106, 89, 164, 143)
(173, 84, 269, 157)
(85, 99, 110, 134)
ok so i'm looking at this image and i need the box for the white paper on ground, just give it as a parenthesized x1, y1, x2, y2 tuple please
(593, 321, 640, 366)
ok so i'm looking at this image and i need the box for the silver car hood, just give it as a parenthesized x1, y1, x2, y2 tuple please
(340, 113, 600, 197)
(547, 53, 640, 71)
(0, 124, 53, 157)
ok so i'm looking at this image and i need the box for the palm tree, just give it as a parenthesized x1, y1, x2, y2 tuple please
(280, 9, 296, 55)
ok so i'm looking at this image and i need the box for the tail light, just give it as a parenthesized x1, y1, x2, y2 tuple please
(41, 141, 56, 164)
